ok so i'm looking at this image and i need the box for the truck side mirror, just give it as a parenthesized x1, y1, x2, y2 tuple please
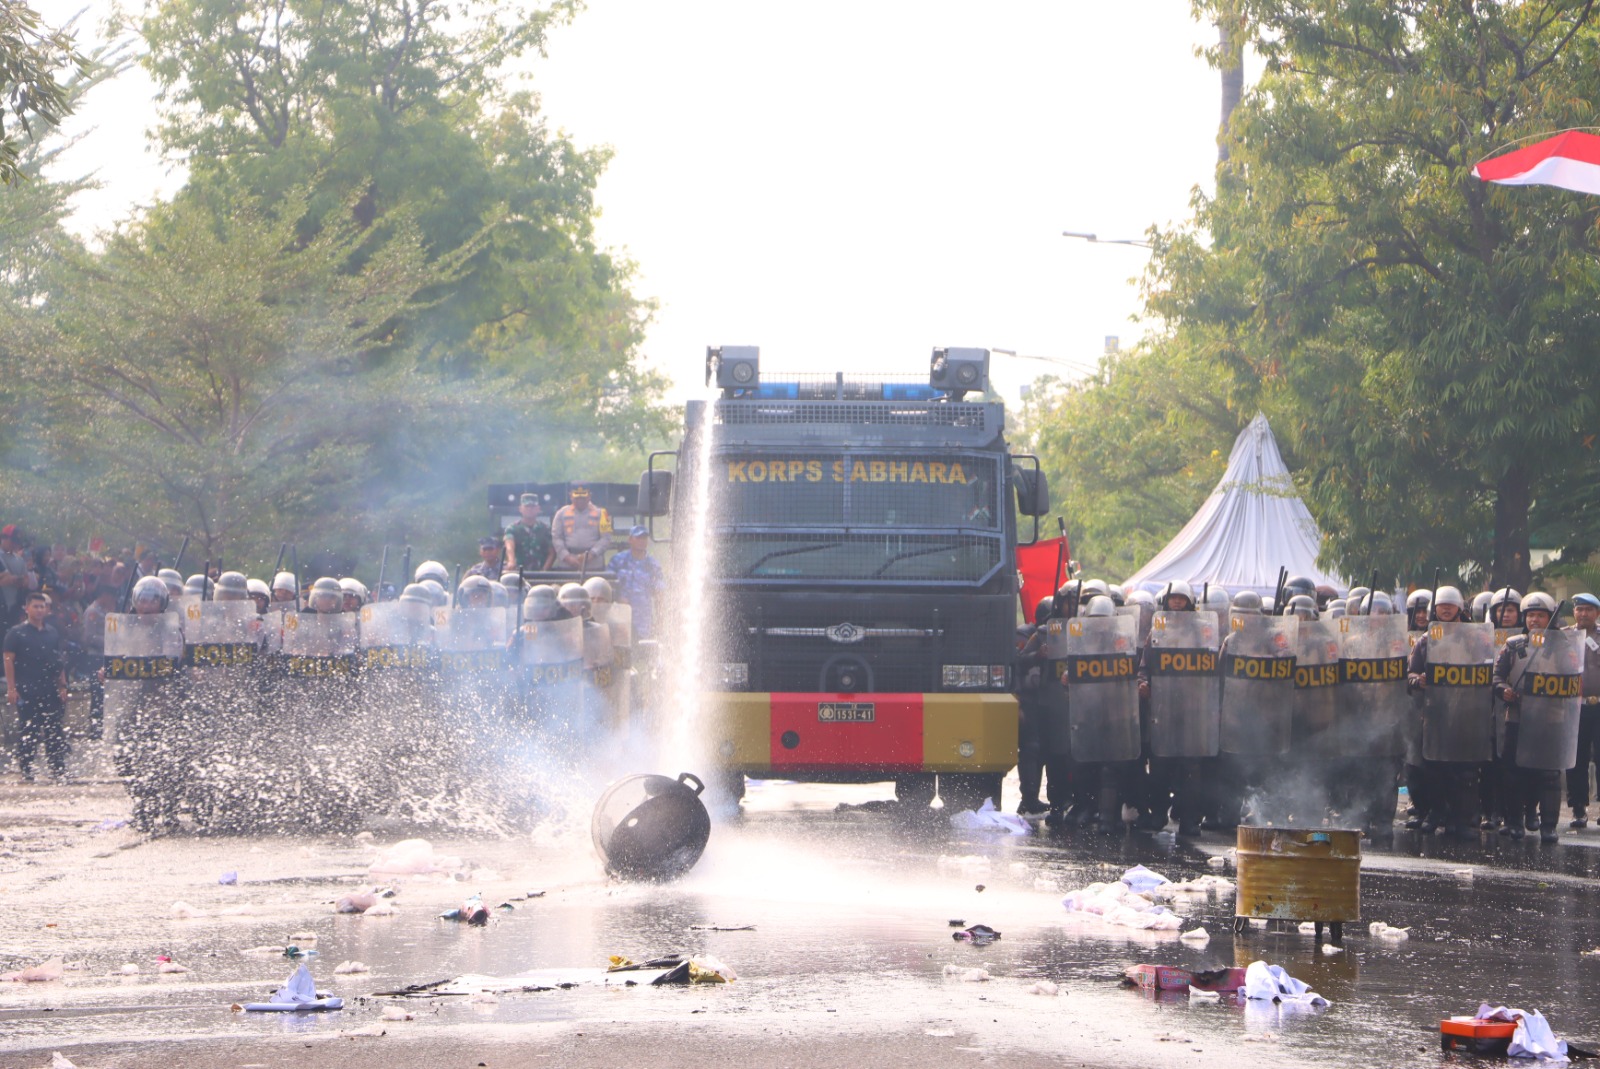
(638, 470, 674, 517)
(1013, 467, 1050, 517)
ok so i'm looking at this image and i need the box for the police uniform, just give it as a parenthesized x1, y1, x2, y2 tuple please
(1565, 606, 1600, 826)
(4, 618, 67, 779)
(1492, 630, 1563, 838)
(552, 503, 612, 567)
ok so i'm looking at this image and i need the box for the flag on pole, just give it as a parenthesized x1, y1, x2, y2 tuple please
(1473, 130, 1600, 196)
(1016, 535, 1070, 621)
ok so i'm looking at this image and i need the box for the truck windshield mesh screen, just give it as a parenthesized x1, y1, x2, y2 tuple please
(713, 453, 1003, 581)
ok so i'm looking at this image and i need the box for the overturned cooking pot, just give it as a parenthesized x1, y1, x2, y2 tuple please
(591, 772, 712, 881)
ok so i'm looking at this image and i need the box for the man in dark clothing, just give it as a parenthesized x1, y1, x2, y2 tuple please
(5, 592, 70, 781)
(1566, 592, 1600, 829)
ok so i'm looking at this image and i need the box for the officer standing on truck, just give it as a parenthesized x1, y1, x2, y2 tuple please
(505, 492, 554, 573)
(552, 483, 612, 570)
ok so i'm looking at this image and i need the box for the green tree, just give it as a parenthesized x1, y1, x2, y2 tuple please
(0, 0, 86, 184)
(1149, 0, 1600, 590)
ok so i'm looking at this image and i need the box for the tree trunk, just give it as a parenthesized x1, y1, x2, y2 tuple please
(1491, 463, 1533, 591)
(1218, 21, 1245, 164)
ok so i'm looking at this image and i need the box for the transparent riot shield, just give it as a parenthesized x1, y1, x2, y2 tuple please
(1421, 621, 1495, 763)
(1292, 618, 1341, 757)
(1146, 610, 1221, 758)
(1510, 628, 1582, 771)
(435, 605, 509, 672)
(1336, 614, 1410, 757)
(606, 601, 635, 717)
(357, 600, 434, 673)
(102, 612, 184, 747)
(513, 616, 585, 728)
(279, 612, 358, 676)
(181, 600, 262, 668)
(1219, 614, 1299, 756)
(1039, 617, 1072, 758)
(103, 612, 184, 829)
(1115, 603, 1153, 646)
(1063, 614, 1140, 762)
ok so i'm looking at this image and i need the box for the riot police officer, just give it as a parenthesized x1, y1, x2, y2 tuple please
(1136, 580, 1218, 836)
(1492, 592, 1574, 842)
(1014, 596, 1054, 816)
(1407, 585, 1491, 840)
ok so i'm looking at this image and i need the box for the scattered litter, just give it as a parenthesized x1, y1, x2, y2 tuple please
(1180, 928, 1210, 944)
(363, 901, 398, 917)
(1061, 869, 1186, 932)
(1583, 948, 1600, 957)
(1151, 875, 1235, 899)
(333, 961, 370, 975)
(1322, 944, 1344, 955)
(51, 1053, 77, 1069)
(949, 798, 1031, 835)
(952, 924, 1001, 946)
(240, 964, 344, 1012)
(93, 818, 128, 832)
(240, 945, 287, 956)
(119, 963, 139, 975)
(1028, 980, 1061, 996)
(290, 931, 318, 944)
(1188, 986, 1221, 1002)
(1206, 855, 1229, 870)
(1242, 961, 1329, 1006)
(1, 957, 65, 982)
(607, 953, 737, 985)
(1369, 922, 1411, 941)
(1297, 921, 1318, 934)
(1120, 865, 1170, 894)
(218, 871, 238, 885)
(975, 884, 985, 893)
(1249, 918, 1269, 929)
(369, 838, 462, 876)
(282, 946, 317, 959)
(380, 1007, 415, 1021)
(1124, 965, 1244, 993)
(688, 924, 756, 931)
(158, 961, 191, 974)
(942, 964, 991, 982)
(170, 900, 206, 919)
(947, 919, 965, 927)
(688, 955, 737, 984)
(440, 894, 489, 926)
(471, 991, 500, 1005)
(1469, 1004, 1569, 1061)
(336, 891, 378, 914)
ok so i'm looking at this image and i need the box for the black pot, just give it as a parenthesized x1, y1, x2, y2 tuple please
(591, 772, 711, 881)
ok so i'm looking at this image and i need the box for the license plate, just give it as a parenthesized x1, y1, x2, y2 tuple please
(817, 702, 875, 723)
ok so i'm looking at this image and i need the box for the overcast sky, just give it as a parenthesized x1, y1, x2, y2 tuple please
(37, 1, 1240, 402)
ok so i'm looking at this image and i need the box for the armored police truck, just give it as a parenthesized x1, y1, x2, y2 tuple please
(639, 347, 1050, 810)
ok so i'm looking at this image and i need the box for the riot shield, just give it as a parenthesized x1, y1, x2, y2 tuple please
(1063, 614, 1140, 762)
(357, 600, 434, 672)
(102, 612, 184, 746)
(279, 612, 357, 676)
(1038, 617, 1071, 757)
(1219, 614, 1298, 756)
(103, 612, 184, 829)
(182, 600, 261, 668)
(607, 601, 635, 717)
(1336, 614, 1410, 757)
(1291, 619, 1341, 757)
(1421, 621, 1495, 763)
(1146, 610, 1221, 758)
(1115, 603, 1153, 647)
(513, 617, 585, 728)
(176, 601, 266, 831)
(1511, 629, 1582, 770)
(435, 605, 509, 671)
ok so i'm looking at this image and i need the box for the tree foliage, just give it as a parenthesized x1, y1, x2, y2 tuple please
(0, 0, 86, 184)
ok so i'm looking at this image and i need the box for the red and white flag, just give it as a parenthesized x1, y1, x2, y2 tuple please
(1473, 130, 1600, 196)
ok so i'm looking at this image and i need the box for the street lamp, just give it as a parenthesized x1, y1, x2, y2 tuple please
(990, 347, 1099, 379)
(1061, 230, 1153, 249)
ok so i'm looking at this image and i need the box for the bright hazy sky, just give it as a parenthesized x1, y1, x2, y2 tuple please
(37, 2, 1241, 401)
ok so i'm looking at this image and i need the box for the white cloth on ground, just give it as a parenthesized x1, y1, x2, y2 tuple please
(948, 798, 1031, 835)
(1242, 961, 1329, 1006)
(1477, 1004, 1568, 1063)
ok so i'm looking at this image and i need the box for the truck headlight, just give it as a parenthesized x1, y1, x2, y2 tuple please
(718, 663, 749, 688)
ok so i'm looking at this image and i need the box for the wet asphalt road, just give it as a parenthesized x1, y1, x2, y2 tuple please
(3, 776, 1600, 1069)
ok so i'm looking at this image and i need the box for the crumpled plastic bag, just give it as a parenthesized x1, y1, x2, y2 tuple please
(1477, 1004, 1569, 1062)
(948, 798, 1031, 836)
(239, 963, 344, 1012)
(1242, 961, 1329, 1006)
(1120, 865, 1170, 894)
(0, 956, 64, 982)
(1061, 880, 1184, 931)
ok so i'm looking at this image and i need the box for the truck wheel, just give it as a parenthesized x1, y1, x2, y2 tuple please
(895, 773, 937, 808)
(939, 773, 1004, 814)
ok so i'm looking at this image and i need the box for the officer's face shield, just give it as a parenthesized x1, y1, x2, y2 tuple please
(308, 590, 342, 614)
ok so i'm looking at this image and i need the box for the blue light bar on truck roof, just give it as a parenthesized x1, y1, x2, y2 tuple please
(735, 382, 942, 402)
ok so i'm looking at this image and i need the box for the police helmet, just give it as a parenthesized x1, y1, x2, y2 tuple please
(582, 576, 614, 622)
(1286, 594, 1317, 619)
(499, 572, 523, 594)
(489, 581, 509, 608)
(1084, 595, 1116, 618)
(339, 577, 370, 609)
(1488, 587, 1523, 626)
(184, 573, 214, 598)
(214, 571, 250, 602)
(1203, 587, 1232, 614)
(1081, 579, 1111, 602)
(524, 584, 562, 622)
(457, 574, 494, 608)
(157, 567, 182, 586)
(414, 560, 450, 586)
(271, 571, 299, 598)
(419, 578, 449, 607)
(1469, 590, 1491, 621)
(557, 582, 592, 621)
(1368, 592, 1395, 615)
(1108, 584, 1126, 607)
(246, 577, 271, 612)
(1158, 580, 1194, 610)
(1434, 585, 1466, 611)
(1232, 590, 1263, 613)
(1260, 596, 1276, 615)
(1128, 589, 1156, 609)
(1344, 587, 1370, 613)
(1033, 596, 1055, 627)
(308, 576, 343, 614)
(1284, 575, 1317, 599)
(131, 575, 169, 614)
(1327, 601, 1347, 619)
(1055, 579, 1083, 605)
(398, 582, 432, 609)
(1406, 589, 1433, 614)
(1521, 592, 1557, 621)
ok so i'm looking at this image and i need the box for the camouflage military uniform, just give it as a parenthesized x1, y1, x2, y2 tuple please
(505, 520, 553, 571)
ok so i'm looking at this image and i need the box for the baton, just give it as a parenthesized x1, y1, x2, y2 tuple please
(452, 563, 463, 607)
(1365, 570, 1379, 616)
(273, 542, 286, 575)
(172, 535, 190, 575)
(1054, 517, 1068, 593)
(1429, 567, 1440, 622)
(375, 545, 388, 599)
(400, 546, 412, 591)
(200, 560, 211, 600)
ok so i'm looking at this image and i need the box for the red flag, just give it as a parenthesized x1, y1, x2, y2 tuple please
(1473, 130, 1600, 195)
(1016, 535, 1070, 621)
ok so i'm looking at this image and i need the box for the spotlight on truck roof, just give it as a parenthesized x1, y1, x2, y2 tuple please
(707, 345, 760, 391)
(929, 347, 989, 398)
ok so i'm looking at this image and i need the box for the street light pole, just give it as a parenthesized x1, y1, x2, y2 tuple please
(1061, 230, 1153, 249)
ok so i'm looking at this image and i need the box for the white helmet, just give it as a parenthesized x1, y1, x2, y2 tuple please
(419, 578, 449, 607)
(131, 575, 170, 614)
(557, 582, 592, 621)
(582, 576, 614, 621)
(1522, 592, 1557, 620)
(1158, 580, 1194, 610)
(1434, 585, 1466, 610)
(1084, 595, 1116, 618)
(414, 560, 449, 586)
(308, 576, 343, 614)
(214, 571, 250, 602)
(271, 571, 299, 597)
(338, 577, 370, 608)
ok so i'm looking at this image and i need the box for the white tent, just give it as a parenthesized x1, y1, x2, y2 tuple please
(1123, 413, 1346, 597)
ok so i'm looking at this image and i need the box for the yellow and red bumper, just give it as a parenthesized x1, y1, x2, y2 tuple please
(708, 692, 1017, 775)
